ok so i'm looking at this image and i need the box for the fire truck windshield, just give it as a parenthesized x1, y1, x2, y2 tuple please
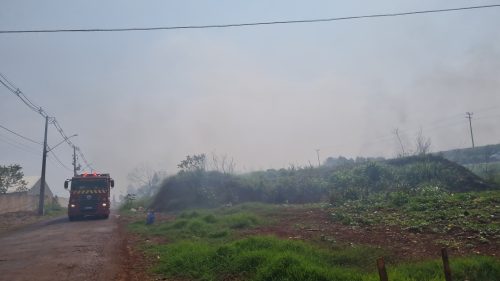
(71, 179, 108, 190)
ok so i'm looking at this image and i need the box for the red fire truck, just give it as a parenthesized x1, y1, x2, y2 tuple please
(64, 173, 114, 220)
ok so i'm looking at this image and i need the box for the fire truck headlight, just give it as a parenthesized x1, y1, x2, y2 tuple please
(102, 203, 107, 207)
(70, 204, 76, 208)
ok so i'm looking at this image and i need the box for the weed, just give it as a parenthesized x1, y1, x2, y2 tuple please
(150, 236, 500, 281)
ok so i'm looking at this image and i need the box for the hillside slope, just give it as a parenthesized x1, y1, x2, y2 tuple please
(151, 155, 498, 211)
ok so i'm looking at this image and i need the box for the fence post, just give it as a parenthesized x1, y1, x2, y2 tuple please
(441, 248, 453, 281)
(377, 257, 389, 281)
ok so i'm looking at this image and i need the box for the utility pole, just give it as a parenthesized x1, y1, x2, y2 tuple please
(315, 149, 321, 167)
(72, 146, 80, 176)
(38, 116, 49, 216)
(466, 112, 475, 148)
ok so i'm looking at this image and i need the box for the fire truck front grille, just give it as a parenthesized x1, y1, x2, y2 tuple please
(79, 194, 99, 212)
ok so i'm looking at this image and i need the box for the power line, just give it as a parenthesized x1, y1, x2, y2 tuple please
(0, 133, 40, 156)
(75, 146, 94, 172)
(50, 119, 93, 170)
(0, 71, 94, 171)
(48, 149, 73, 171)
(0, 72, 18, 89)
(0, 124, 43, 145)
(0, 73, 49, 117)
(319, 105, 500, 153)
(1, 4, 499, 34)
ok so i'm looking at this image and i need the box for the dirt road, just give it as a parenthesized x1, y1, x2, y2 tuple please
(0, 214, 126, 281)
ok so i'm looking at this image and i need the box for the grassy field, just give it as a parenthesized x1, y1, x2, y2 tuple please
(126, 198, 500, 281)
(330, 189, 500, 239)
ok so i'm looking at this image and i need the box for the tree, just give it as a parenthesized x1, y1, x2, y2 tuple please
(127, 164, 167, 197)
(209, 152, 236, 174)
(178, 154, 206, 172)
(0, 164, 28, 194)
(415, 128, 432, 155)
(393, 128, 407, 157)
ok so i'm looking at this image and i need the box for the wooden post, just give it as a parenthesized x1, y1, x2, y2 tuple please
(441, 248, 453, 281)
(377, 257, 389, 281)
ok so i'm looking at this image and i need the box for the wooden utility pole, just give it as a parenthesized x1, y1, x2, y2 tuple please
(38, 116, 49, 216)
(441, 248, 453, 281)
(376, 257, 389, 281)
(466, 112, 475, 148)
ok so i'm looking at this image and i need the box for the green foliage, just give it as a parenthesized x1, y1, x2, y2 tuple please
(467, 162, 500, 185)
(151, 155, 497, 212)
(226, 213, 259, 229)
(129, 202, 500, 281)
(128, 206, 262, 242)
(149, 236, 500, 281)
(330, 190, 500, 237)
(178, 154, 207, 172)
(375, 256, 500, 281)
(44, 199, 65, 216)
(0, 164, 28, 194)
(151, 236, 383, 281)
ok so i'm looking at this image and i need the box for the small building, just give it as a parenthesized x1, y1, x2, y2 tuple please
(0, 178, 54, 214)
(27, 178, 54, 199)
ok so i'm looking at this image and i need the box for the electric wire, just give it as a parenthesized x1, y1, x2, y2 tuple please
(0, 73, 48, 117)
(0, 125, 72, 171)
(0, 125, 73, 171)
(0, 124, 43, 145)
(0, 123, 75, 171)
(0, 72, 94, 171)
(0, 133, 40, 156)
(0, 4, 499, 34)
(319, 105, 500, 153)
(0, 72, 18, 89)
(48, 149, 73, 171)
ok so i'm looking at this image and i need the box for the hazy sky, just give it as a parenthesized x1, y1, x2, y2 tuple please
(1, 0, 499, 197)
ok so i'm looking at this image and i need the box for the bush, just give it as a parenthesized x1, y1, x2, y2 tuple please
(150, 155, 497, 212)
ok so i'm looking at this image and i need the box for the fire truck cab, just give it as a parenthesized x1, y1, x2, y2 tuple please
(64, 173, 114, 221)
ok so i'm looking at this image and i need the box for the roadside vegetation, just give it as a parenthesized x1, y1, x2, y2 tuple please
(0, 164, 28, 193)
(122, 152, 500, 281)
(438, 143, 500, 165)
(466, 162, 500, 185)
(126, 203, 500, 281)
(44, 200, 65, 216)
(151, 154, 496, 212)
(330, 189, 500, 243)
(128, 204, 264, 242)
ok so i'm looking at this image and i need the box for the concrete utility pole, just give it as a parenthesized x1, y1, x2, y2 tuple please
(466, 112, 475, 148)
(315, 149, 321, 167)
(72, 146, 80, 176)
(38, 116, 49, 216)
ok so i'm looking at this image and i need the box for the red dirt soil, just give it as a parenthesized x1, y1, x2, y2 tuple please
(240, 207, 499, 260)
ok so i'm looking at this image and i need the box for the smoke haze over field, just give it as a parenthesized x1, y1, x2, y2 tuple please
(1, 0, 499, 197)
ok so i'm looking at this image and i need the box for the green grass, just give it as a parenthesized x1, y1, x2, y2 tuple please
(151, 236, 382, 281)
(128, 206, 263, 242)
(150, 236, 500, 281)
(329, 190, 500, 238)
(127, 201, 500, 281)
(44, 202, 66, 216)
(379, 256, 500, 281)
